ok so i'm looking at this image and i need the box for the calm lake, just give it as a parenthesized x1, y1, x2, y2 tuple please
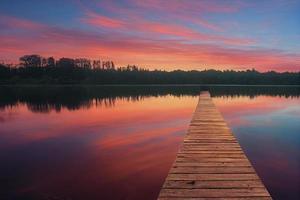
(0, 86, 299, 200)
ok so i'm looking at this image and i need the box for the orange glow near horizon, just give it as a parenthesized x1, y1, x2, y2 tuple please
(1, 1, 300, 72)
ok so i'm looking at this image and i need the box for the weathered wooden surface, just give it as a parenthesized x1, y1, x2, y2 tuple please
(158, 91, 272, 200)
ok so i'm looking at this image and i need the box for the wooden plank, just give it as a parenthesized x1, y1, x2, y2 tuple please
(159, 188, 270, 197)
(166, 174, 260, 181)
(157, 91, 272, 199)
(163, 180, 265, 189)
(174, 162, 252, 167)
(170, 167, 255, 174)
(177, 154, 247, 159)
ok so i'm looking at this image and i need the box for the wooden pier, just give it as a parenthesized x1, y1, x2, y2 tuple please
(158, 91, 272, 199)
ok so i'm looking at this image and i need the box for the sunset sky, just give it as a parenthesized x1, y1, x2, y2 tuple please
(0, 0, 300, 71)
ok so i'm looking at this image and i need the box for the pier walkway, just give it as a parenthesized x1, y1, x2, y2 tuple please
(158, 91, 272, 199)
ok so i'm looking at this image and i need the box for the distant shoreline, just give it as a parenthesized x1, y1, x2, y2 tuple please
(1, 56, 299, 85)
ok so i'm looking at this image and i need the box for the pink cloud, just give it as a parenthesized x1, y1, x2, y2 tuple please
(83, 12, 254, 46)
(127, 0, 244, 13)
(82, 12, 125, 28)
(0, 15, 299, 72)
(0, 15, 44, 30)
(92, 0, 226, 32)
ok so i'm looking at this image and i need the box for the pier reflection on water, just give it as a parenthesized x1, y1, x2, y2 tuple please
(0, 85, 299, 200)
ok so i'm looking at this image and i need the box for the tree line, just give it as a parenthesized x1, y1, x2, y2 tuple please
(0, 54, 299, 85)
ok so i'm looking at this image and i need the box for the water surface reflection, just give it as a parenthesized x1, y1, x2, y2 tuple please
(0, 85, 299, 113)
(0, 86, 299, 200)
(213, 95, 300, 199)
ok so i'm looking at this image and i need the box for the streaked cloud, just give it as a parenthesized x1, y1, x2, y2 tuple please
(0, 0, 299, 71)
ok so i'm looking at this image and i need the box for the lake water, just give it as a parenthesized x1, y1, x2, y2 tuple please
(0, 86, 299, 200)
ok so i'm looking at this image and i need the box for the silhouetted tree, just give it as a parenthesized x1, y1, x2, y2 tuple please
(47, 57, 55, 67)
(92, 60, 101, 69)
(0, 54, 299, 85)
(111, 61, 115, 70)
(19, 55, 42, 67)
(75, 58, 91, 69)
(41, 58, 47, 67)
(57, 58, 75, 68)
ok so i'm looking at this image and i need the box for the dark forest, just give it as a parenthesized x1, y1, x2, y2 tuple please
(1, 55, 299, 85)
